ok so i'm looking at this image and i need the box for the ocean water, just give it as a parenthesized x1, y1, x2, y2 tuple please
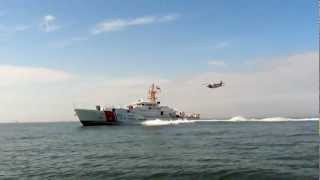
(0, 119, 318, 180)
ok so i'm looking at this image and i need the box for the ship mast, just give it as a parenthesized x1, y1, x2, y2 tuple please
(147, 83, 160, 103)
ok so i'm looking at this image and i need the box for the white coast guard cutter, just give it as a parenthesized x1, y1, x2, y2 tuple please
(74, 84, 200, 126)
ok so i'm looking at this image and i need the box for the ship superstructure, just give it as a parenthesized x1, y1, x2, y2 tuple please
(127, 84, 177, 119)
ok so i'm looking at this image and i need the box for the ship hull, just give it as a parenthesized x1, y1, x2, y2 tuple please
(80, 121, 120, 126)
(74, 108, 199, 126)
(75, 109, 119, 126)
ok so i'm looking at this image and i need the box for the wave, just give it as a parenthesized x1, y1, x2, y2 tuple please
(141, 116, 318, 126)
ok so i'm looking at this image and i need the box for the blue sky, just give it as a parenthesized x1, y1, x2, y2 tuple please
(0, 0, 317, 78)
(0, 0, 318, 121)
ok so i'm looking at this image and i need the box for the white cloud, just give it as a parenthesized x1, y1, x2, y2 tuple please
(158, 14, 180, 22)
(0, 65, 76, 122)
(129, 16, 156, 25)
(70, 76, 170, 112)
(163, 52, 318, 118)
(41, 15, 59, 32)
(92, 14, 179, 34)
(208, 60, 226, 66)
(0, 52, 317, 122)
(100, 76, 169, 87)
(0, 74, 168, 122)
(0, 65, 74, 86)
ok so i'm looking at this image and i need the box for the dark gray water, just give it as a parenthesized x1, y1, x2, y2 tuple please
(0, 121, 318, 179)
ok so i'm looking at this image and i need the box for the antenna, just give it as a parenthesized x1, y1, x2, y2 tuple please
(147, 83, 160, 103)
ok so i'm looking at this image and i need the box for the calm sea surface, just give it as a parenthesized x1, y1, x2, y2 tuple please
(0, 120, 318, 179)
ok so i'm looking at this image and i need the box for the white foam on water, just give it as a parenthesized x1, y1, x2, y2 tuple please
(141, 116, 318, 126)
(197, 116, 319, 122)
(245, 117, 318, 122)
(141, 119, 195, 126)
(229, 116, 248, 121)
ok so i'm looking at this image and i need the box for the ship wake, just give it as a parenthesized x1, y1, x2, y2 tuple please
(141, 116, 318, 126)
(141, 119, 196, 126)
(198, 116, 318, 122)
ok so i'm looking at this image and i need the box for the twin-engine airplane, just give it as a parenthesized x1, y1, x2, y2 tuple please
(204, 80, 225, 89)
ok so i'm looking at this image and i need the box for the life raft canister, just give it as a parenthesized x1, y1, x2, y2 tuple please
(104, 110, 117, 122)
